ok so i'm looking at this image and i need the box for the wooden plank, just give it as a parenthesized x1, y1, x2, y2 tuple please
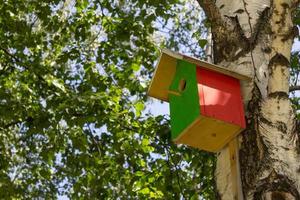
(167, 90, 181, 96)
(168, 60, 200, 139)
(161, 49, 183, 60)
(228, 138, 243, 200)
(197, 67, 246, 128)
(174, 116, 244, 152)
(147, 53, 177, 101)
(162, 49, 252, 81)
(229, 139, 238, 200)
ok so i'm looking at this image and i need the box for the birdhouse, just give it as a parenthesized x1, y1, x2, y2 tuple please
(148, 49, 250, 152)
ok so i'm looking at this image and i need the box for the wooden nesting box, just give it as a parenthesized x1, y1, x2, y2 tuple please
(148, 49, 250, 152)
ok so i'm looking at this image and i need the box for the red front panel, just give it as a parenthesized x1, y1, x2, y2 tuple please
(197, 67, 245, 128)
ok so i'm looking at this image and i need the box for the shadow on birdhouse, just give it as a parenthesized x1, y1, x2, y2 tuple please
(148, 49, 251, 152)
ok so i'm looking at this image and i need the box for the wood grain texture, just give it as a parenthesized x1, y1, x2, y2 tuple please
(173, 115, 244, 152)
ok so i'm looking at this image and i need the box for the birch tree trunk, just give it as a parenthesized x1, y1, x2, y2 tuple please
(197, 0, 300, 199)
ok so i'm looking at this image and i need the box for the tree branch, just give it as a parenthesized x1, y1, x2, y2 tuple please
(0, 47, 30, 70)
(86, 124, 102, 155)
(0, 117, 33, 131)
(289, 85, 300, 92)
(292, 0, 300, 9)
(196, 0, 223, 25)
(0, 120, 22, 130)
(205, 26, 213, 63)
(165, 145, 185, 198)
(0, 62, 11, 76)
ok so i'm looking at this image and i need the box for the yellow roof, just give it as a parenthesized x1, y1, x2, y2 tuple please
(147, 49, 251, 102)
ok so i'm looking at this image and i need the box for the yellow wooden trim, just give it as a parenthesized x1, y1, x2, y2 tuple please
(167, 90, 181, 96)
(228, 138, 244, 200)
(218, 127, 244, 151)
(160, 49, 183, 60)
(162, 49, 252, 81)
(147, 52, 177, 102)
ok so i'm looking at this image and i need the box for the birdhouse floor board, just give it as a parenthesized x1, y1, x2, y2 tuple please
(173, 116, 244, 152)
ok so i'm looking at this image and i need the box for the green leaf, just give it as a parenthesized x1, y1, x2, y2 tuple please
(131, 63, 140, 71)
(135, 171, 144, 176)
(44, 74, 66, 93)
(139, 187, 150, 194)
(135, 101, 145, 117)
(199, 39, 207, 48)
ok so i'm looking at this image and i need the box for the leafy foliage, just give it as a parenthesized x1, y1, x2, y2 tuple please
(290, 7, 300, 118)
(290, 51, 300, 118)
(0, 0, 216, 199)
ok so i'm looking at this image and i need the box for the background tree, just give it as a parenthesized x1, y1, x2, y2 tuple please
(0, 0, 299, 199)
(0, 0, 215, 199)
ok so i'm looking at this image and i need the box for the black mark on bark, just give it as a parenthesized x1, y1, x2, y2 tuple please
(254, 171, 300, 200)
(263, 47, 272, 53)
(234, 9, 244, 14)
(269, 53, 290, 67)
(268, 91, 289, 99)
(280, 3, 289, 9)
(276, 121, 287, 134)
(272, 192, 286, 200)
(260, 116, 288, 134)
(281, 26, 299, 41)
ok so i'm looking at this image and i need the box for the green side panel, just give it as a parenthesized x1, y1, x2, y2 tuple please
(169, 60, 200, 139)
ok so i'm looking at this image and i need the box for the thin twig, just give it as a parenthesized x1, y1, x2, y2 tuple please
(165, 145, 185, 198)
(87, 124, 102, 155)
(289, 85, 300, 92)
(0, 47, 30, 70)
(0, 120, 23, 130)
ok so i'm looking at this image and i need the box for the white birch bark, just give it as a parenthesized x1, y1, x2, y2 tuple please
(197, 0, 300, 199)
